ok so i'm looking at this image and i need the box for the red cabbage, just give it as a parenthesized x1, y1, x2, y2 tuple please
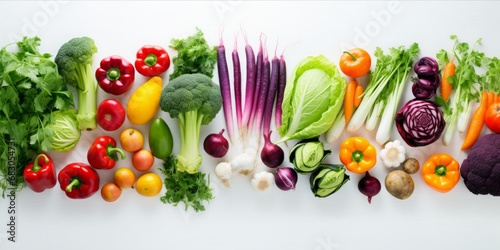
(413, 57, 439, 77)
(411, 81, 435, 100)
(395, 99, 445, 147)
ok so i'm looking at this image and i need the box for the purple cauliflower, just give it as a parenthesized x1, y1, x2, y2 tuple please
(460, 133, 500, 196)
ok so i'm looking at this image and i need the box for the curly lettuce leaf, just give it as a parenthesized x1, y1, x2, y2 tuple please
(277, 55, 346, 143)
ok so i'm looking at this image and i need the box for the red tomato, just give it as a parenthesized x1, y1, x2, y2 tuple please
(96, 99, 125, 131)
(485, 103, 500, 133)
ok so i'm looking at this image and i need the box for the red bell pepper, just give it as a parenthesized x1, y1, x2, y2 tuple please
(87, 136, 126, 170)
(58, 162, 100, 199)
(95, 55, 135, 95)
(23, 153, 57, 193)
(135, 45, 170, 77)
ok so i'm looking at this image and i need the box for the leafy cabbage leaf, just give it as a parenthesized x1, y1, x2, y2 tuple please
(277, 55, 346, 143)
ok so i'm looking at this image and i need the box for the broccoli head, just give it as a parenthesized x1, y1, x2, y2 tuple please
(460, 133, 500, 196)
(160, 73, 222, 173)
(55, 37, 98, 130)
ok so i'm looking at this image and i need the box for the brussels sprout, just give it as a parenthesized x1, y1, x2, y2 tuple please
(289, 138, 331, 174)
(310, 164, 350, 198)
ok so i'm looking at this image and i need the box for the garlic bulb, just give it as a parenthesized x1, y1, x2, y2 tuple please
(215, 162, 232, 187)
(251, 171, 274, 191)
(380, 140, 406, 168)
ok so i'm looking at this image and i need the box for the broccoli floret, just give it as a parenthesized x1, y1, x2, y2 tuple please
(159, 73, 222, 173)
(460, 133, 500, 196)
(55, 37, 98, 130)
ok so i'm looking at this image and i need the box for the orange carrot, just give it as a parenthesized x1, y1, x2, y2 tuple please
(344, 79, 357, 123)
(354, 85, 364, 108)
(461, 90, 488, 150)
(487, 91, 495, 108)
(495, 93, 500, 104)
(441, 62, 456, 102)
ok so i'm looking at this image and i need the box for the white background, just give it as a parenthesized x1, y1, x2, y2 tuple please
(1, 1, 500, 250)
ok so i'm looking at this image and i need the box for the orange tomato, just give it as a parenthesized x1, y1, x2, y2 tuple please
(114, 167, 136, 189)
(485, 103, 500, 133)
(132, 149, 154, 172)
(135, 173, 162, 197)
(101, 183, 122, 202)
(339, 48, 372, 78)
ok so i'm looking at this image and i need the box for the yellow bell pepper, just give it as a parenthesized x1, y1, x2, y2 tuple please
(421, 153, 460, 193)
(339, 137, 377, 174)
(126, 76, 163, 125)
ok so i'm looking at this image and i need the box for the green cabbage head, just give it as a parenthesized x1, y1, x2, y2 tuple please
(277, 55, 346, 143)
(48, 110, 81, 152)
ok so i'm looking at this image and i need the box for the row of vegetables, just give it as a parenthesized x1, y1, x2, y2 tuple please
(1, 29, 499, 213)
(210, 33, 500, 203)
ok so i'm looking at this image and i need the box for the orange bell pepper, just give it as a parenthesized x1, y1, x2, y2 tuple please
(339, 137, 377, 174)
(421, 154, 460, 193)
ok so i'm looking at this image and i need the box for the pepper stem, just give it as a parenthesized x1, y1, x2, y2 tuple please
(107, 145, 126, 161)
(144, 54, 158, 66)
(343, 51, 357, 61)
(32, 154, 49, 172)
(352, 150, 364, 163)
(435, 165, 448, 176)
(65, 178, 80, 192)
(106, 68, 121, 81)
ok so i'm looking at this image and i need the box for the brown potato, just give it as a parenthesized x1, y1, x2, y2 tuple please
(385, 170, 414, 200)
(403, 158, 420, 174)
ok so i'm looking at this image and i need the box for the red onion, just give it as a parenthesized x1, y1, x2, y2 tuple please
(203, 129, 229, 158)
(358, 171, 381, 204)
(275, 167, 298, 191)
(260, 131, 284, 168)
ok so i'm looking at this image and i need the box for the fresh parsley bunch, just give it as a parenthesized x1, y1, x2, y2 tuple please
(0, 37, 74, 194)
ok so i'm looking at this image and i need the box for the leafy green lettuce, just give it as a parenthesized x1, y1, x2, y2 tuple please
(277, 55, 346, 143)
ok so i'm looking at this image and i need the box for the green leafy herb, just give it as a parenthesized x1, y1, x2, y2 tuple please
(0, 37, 74, 195)
(481, 57, 500, 95)
(169, 28, 217, 80)
(159, 157, 214, 213)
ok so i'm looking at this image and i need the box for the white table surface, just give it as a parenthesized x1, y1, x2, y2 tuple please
(1, 1, 500, 250)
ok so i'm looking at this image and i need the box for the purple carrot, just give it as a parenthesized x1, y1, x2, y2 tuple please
(248, 36, 264, 131)
(263, 51, 280, 134)
(240, 31, 256, 133)
(252, 40, 271, 135)
(217, 37, 235, 142)
(275, 53, 287, 129)
(232, 36, 242, 131)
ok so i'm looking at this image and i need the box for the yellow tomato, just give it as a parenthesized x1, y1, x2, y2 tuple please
(126, 76, 163, 125)
(135, 173, 162, 197)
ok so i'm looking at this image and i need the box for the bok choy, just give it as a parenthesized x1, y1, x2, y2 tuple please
(345, 43, 420, 145)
